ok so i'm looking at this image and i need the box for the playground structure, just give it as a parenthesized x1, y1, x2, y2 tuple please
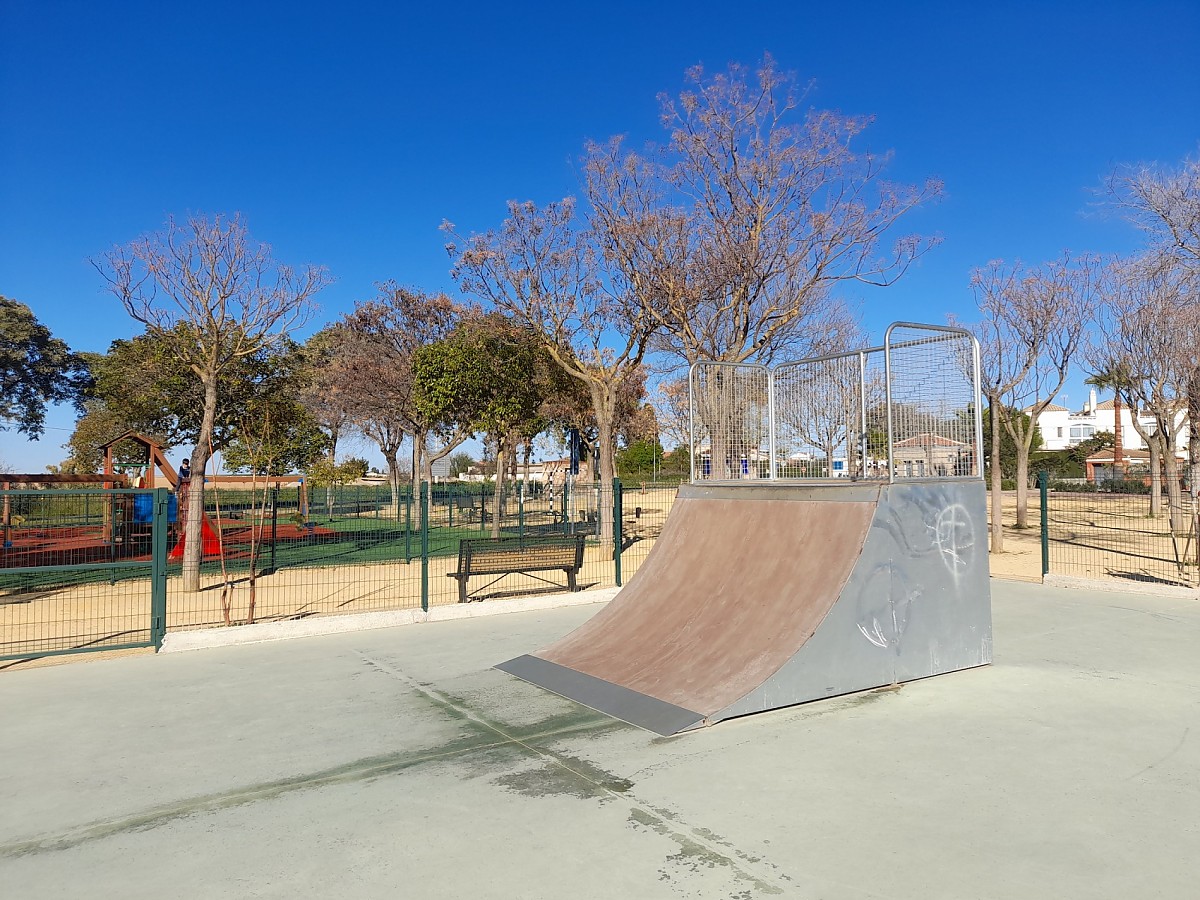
(1, 434, 180, 560)
(498, 323, 994, 734)
(1, 432, 315, 564)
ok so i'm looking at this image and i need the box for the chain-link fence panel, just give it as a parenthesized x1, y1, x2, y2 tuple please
(884, 324, 981, 480)
(689, 362, 772, 481)
(687, 323, 983, 485)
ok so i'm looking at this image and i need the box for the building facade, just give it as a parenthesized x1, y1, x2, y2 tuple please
(1032, 390, 1190, 453)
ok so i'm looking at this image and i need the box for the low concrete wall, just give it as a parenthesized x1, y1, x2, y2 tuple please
(160, 586, 620, 653)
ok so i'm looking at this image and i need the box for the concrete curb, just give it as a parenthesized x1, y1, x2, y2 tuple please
(159, 587, 621, 653)
(1042, 572, 1199, 600)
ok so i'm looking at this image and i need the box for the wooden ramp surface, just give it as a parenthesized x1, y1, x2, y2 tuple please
(497, 490, 877, 734)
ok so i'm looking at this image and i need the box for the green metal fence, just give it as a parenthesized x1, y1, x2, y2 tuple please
(1, 479, 681, 661)
(1040, 471, 1200, 589)
(1, 488, 169, 661)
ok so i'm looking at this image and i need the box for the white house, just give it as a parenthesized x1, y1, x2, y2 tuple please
(1031, 389, 1190, 453)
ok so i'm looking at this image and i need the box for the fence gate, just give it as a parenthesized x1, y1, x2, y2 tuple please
(1, 488, 168, 661)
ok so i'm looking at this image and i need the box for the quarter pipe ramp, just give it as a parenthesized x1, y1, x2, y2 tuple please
(496, 481, 992, 735)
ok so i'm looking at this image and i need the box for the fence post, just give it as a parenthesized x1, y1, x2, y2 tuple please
(150, 488, 169, 649)
(1039, 469, 1049, 577)
(613, 478, 623, 586)
(448, 480, 454, 529)
(420, 481, 430, 612)
(518, 480, 525, 541)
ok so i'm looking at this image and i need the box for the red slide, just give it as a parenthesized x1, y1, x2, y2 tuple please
(168, 515, 222, 559)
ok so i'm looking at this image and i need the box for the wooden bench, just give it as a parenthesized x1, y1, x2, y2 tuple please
(447, 534, 585, 603)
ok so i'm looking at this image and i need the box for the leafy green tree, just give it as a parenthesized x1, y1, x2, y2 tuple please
(221, 397, 329, 476)
(305, 455, 370, 518)
(616, 439, 666, 478)
(1066, 430, 1115, 467)
(77, 330, 325, 475)
(414, 314, 566, 536)
(448, 451, 474, 478)
(1, 296, 90, 437)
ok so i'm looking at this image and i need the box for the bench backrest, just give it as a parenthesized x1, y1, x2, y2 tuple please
(458, 535, 584, 574)
(454, 496, 477, 510)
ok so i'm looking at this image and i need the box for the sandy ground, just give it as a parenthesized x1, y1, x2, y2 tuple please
(986, 490, 1199, 587)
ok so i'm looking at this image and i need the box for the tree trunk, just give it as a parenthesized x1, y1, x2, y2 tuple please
(989, 397, 1004, 553)
(591, 381, 617, 554)
(1164, 440, 1183, 531)
(1005, 408, 1035, 530)
(1149, 438, 1163, 518)
(522, 441, 533, 502)
(698, 373, 733, 480)
(182, 376, 220, 592)
(1014, 450, 1030, 529)
(1113, 393, 1124, 470)
(414, 430, 428, 532)
(1189, 370, 1200, 505)
(386, 445, 402, 520)
(491, 438, 506, 538)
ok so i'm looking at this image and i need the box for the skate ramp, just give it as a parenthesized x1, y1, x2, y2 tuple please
(497, 481, 992, 735)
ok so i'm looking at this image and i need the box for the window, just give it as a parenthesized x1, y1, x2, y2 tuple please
(1069, 425, 1094, 441)
(1057, 427, 1063, 438)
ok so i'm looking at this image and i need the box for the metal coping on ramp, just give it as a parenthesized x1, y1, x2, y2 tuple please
(496, 655, 704, 736)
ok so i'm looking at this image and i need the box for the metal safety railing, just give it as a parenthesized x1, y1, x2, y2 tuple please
(689, 322, 983, 484)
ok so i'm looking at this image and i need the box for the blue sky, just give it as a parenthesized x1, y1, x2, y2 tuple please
(2, 0, 1198, 472)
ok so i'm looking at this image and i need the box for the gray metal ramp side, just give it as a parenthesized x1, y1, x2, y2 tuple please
(495, 655, 705, 736)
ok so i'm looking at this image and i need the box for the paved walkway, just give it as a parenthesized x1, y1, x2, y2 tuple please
(2, 581, 1198, 898)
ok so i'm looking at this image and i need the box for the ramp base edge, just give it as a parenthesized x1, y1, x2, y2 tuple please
(495, 655, 705, 736)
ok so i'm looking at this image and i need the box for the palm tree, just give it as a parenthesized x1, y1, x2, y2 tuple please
(1087, 367, 1128, 477)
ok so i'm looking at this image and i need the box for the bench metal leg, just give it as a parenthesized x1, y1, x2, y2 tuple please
(566, 569, 578, 592)
(458, 576, 469, 604)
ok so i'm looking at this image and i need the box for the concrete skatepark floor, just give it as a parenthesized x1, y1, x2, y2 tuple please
(1, 581, 1198, 899)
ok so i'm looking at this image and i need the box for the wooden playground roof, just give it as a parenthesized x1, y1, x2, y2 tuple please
(97, 430, 165, 453)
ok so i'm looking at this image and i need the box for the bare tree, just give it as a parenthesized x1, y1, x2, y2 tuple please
(1095, 253, 1193, 523)
(94, 214, 328, 591)
(973, 253, 1099, 547)
(582, 56, 940, 477)
(1106, 154, 1200, 268)
(330, 285, 469, 520)
(299, 326, 358, 461)
(652, 377, 692, 452)
(1106, 153, 1200, 496)
(445, 199, 654, 551)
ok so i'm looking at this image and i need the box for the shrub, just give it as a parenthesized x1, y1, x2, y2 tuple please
(1048, 480, 1096, 493)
